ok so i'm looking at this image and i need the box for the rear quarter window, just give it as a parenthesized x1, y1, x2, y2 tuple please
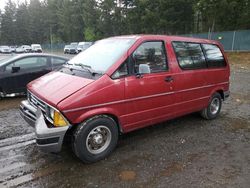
(172, 42, 206, 70)
(51, 57, 67, 66)
(202, 44, 226, 68)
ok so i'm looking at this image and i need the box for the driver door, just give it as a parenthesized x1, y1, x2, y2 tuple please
(122, 40, 175, 131)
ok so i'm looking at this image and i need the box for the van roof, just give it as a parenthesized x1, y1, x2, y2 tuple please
(110, 34, 220, 45)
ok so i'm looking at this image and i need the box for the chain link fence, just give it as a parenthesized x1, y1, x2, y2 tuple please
(184, 30, 250, 51)
(42, 30, 250, 52)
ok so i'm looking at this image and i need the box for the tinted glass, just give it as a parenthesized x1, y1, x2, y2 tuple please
(51, 57, 67, 66)
(5, 57, 47, 71)
(202, 44, 226, 68)
(133, 41, 167, 74)
(173, 42, 206, 69)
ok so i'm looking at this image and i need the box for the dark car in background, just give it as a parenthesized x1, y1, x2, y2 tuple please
(0, 54, 69, 96)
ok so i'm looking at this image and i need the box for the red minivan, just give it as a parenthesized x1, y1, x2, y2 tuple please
(20, 35, 230, 163)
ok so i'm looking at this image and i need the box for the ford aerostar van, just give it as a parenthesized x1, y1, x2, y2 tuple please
(20, 35, 230, 163)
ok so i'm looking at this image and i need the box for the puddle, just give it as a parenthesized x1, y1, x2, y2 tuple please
(119, 170, 136, 181)
(225, 118, 250, 132)
(161, 162, 184, 177)
(0, 97, 25, 111)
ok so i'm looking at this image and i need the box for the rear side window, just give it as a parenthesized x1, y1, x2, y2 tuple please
(202, 44, 226, 68)
(172, 42, 206, 70)
(51, 57, 67, 66)
(5, 57, 47, 71)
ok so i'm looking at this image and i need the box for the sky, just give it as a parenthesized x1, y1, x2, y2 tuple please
(0, 0, 29, 11)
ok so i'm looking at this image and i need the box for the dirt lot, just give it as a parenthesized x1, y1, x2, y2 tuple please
(0, 52, 249, 187)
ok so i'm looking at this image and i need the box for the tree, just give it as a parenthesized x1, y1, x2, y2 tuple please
(15, 1, 30, 44)
(1, 0, 17, 44)
(195, 0, 250, 32)
(56, 0, 84, 42)
(28, 0, 48, 43)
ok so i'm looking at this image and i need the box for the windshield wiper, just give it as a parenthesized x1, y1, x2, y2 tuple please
(74, 63, 102, 76)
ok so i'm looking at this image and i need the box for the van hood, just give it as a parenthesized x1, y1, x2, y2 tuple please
(27, 71, 94, 106)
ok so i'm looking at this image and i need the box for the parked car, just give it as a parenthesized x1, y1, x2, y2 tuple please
(69, 42, 78, 54)
(21, 45, 32, 53)
(64, 45, 70, 54)
(10, 46, 16, 53)
(15, 46, 25, 53)
(31, 44, 43, 53)
(20, 35, 230, 163)
(0, 46, 11, 53)
(77, 42, 93, 53)
(0, 54, 69, 96)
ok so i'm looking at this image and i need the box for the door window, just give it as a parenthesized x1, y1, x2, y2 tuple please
(173, 42, 206, 70)
(5, 57, 47, 71)
(132, 41, 168, 74)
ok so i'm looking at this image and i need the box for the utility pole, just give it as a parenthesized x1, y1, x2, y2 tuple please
(50, 26, 52, 52)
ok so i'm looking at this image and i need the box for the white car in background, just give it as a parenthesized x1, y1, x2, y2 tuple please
(77, 42, 93, 53)
(31, 44, 43, 53)
(0, 46, 11, 53)
(64, 45, 70, 54)
(15, 46, 25, 53)
(21, 45, 32, 53)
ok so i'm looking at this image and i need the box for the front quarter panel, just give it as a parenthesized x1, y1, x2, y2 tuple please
(58, 75, 126, 126)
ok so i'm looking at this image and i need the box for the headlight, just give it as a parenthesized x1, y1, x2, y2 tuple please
(48, 107, 55, 119)
(46, 106, 68, 127)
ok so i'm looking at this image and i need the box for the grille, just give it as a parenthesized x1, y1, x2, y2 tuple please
(27, 91, 46, 112)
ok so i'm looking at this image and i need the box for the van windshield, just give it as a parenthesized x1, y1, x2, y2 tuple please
(68, 38, 136, 73)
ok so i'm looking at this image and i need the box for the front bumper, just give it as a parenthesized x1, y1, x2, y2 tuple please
(20, 100, 70, 153)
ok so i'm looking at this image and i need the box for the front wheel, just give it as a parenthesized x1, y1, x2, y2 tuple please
(201, 92, 222, 120)
(72, 115, 118, 163)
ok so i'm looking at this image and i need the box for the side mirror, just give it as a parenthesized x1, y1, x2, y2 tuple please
(12, 66, 20, 73)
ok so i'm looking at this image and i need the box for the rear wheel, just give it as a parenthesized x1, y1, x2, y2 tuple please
(72, 115, 118, 163)
(201, 92, 222, 120)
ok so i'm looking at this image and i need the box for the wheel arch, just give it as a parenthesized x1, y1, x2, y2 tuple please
(216, 89, 225, 100)
(0, 86, 4, 97)
(72, 108, 124, 134)
(209, 87, 225, 101)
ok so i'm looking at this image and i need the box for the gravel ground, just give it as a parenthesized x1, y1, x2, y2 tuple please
(0, 53, 249, 188)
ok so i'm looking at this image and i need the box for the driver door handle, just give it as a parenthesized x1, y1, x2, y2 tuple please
(165, 76, 174, 82)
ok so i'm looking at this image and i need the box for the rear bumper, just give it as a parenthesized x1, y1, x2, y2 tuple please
(224, 90, 230, 100)
(20, 100, 70, 152)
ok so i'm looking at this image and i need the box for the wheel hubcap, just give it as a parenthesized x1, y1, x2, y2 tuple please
(86, 126, 111, 154)
(210, 98, 220, 115)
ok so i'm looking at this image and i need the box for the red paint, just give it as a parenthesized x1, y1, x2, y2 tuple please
(27, 35, 230, 133)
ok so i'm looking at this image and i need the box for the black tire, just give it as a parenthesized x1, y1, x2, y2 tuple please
(72, 115, 118, 163)
(201, 92, 222, 120)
